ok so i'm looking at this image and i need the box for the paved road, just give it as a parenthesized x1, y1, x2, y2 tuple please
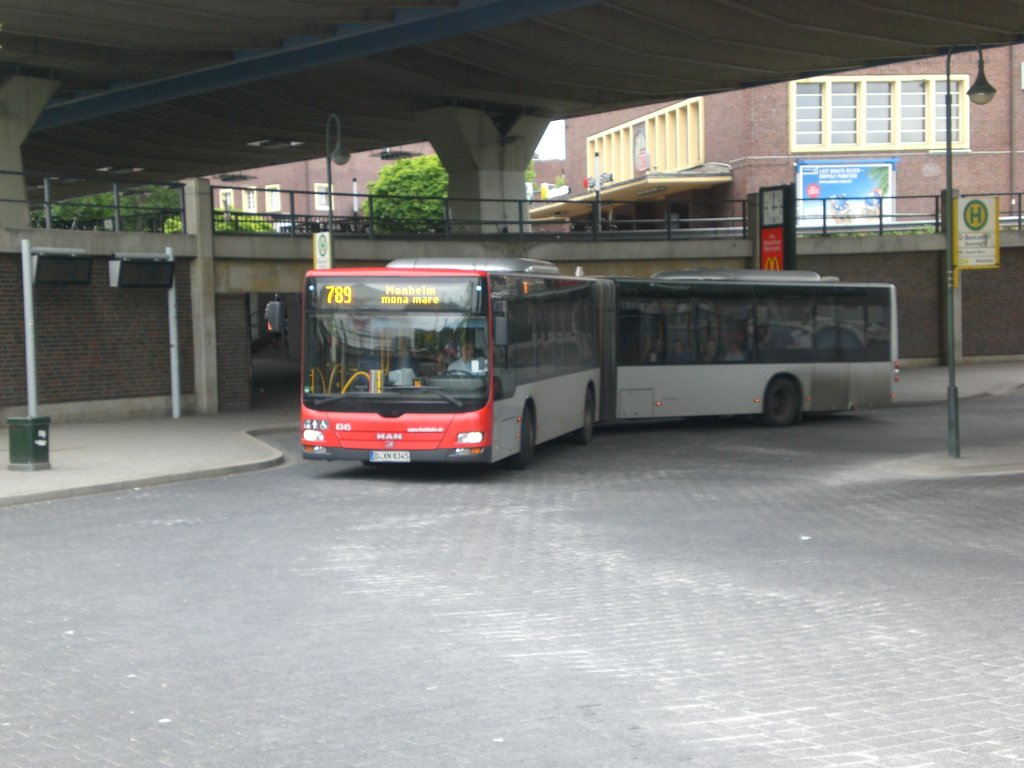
(2, 392, 1023, 768)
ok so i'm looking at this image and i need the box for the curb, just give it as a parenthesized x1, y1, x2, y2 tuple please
(0, 429, 288, 509)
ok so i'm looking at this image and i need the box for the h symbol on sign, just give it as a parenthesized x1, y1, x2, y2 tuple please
(964, 201, 988, 229)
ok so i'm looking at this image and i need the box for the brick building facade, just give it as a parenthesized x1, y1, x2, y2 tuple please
(556, 45, 1023, 224)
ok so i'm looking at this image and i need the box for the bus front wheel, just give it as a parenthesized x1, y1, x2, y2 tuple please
(760, 376, 800, 427)
(509, 406, 536, 470)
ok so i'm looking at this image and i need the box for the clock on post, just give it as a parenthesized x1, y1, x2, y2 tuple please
(758, 184, 795, 271)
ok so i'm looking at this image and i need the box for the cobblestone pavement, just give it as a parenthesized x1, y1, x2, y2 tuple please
(2, 393, 1023, 767)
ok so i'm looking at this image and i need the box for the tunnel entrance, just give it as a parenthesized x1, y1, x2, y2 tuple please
(249, 291, 301, 415)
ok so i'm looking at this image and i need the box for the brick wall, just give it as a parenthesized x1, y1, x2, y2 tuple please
(0, 255, 22, 406)
(798, 251, 943, 360)
(1, 254, 194, 409)
(962, 252, 1024, 357)
(216, 293, 252, 411)
(796, 250, 1024, 361)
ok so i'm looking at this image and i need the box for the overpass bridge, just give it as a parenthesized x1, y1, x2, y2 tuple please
(3, 1, 1024, 418)
(4, 2, 1024, 227)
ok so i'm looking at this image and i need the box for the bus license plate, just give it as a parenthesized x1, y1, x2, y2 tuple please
(370, 450, 411, 463)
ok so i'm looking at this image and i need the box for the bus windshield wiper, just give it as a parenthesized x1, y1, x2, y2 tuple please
(305, 387, 464, 408)
(389, 385, 463, 407)
(305, 393, 346, 407)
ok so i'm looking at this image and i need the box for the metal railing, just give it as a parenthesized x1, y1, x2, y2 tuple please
(210, 185, 752, 241)
(6, 171, 188, 234)
(210, 185, 1024, 241)
(796, 192, 1024, 235)
(12, 172, 1024, 241)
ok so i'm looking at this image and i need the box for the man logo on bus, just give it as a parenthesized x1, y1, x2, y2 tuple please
(964, 200, 989, 230)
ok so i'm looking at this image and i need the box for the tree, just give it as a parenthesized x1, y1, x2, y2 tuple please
(32, 185, 186, 232)
(367, 155, 448, 234)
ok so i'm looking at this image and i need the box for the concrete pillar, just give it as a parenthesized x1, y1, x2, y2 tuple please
(416, 106, 548, 234)
(0, 77, 60, 230)
(183, 178, 219, 414)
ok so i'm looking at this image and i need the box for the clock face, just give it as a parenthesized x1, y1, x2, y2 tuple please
(761, 188, 785, 227)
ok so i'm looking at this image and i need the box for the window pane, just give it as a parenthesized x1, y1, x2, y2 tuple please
(830, 82, 857, 144)
(265, 185, 281, 212)
(795, 83, 823, 145)
(314, 183, 330, 211)
(754, 287, 815, 364)
(814, 288, 891, 362)
(865, 82, 891, 144)
(899, 80, 926, 143)
(701, 287, 755, 363)
(935, 81, 960, 143)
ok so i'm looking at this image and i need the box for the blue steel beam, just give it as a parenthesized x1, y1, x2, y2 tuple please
(34, 0, 604, 132)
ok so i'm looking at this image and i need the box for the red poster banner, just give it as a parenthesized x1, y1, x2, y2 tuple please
(760, 227, 783, 271)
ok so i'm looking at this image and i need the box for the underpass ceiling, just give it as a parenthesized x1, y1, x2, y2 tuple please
(3, 0, 1023, 185)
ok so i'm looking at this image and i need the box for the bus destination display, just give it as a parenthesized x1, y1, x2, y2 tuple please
(311, 277, 483, 312)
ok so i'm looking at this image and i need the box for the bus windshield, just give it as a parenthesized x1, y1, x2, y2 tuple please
(303, 275, 490, 413)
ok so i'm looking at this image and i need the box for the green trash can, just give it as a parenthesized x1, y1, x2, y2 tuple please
(8, 416, 51, 471)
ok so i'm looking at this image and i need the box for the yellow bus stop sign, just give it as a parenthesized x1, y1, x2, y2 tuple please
(953, 196, 999, 286)
(313, 231, 332, 269)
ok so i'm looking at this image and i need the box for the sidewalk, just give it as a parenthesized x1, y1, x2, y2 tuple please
(3, 362, 1023, 508)
(1, 409, 292, 508)
(2, 356, 298, 509)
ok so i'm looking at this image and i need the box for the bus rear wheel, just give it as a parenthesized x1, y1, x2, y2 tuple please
(760, 376, 800, 427)
(571, 388, 595, 445)
(509, 405, 536, 470)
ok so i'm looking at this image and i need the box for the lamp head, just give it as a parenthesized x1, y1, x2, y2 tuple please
(325, 112, 351, 165)
(329, 144, 351, 165)
(968, 50, 997, 105)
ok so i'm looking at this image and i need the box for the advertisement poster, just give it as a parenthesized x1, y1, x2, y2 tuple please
(795, 159, 897, 228)
(759, 227, 784, 270)
(633, 123, 650, 176)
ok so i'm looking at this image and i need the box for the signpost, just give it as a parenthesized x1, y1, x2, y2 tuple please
(953, 195, 1000, 286)
(10, 241, 90, 470)
(110, 248, 181, 419)
(313, 231, 332, 269)
(758, 184, 796, 270)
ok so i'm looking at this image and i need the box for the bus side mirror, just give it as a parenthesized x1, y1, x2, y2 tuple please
(494, 316, 508, 347)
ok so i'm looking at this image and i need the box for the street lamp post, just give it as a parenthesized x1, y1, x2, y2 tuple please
(325, 113, 350, 245)
(943, 42, 995, 458)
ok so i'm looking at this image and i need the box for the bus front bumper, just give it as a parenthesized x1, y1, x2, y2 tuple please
(302, 445, 493, 464)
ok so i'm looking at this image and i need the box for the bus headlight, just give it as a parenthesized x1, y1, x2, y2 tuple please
(456, 431, 485, 444)
(303, 429, 325, 442)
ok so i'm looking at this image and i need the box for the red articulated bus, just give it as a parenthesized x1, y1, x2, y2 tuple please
(300, 259, 899, 467)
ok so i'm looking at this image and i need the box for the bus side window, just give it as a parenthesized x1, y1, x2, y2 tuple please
(706, 290, 754, 363)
